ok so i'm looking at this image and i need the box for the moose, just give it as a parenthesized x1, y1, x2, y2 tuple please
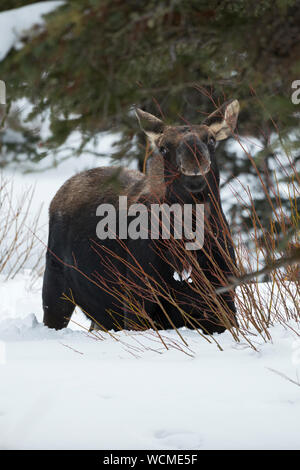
(43, 99, 240, 334)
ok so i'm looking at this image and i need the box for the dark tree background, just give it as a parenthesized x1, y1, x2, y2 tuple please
(0, 0, 299, 240)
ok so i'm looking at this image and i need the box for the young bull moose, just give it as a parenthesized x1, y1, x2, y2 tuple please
(43, 100, 240, 334)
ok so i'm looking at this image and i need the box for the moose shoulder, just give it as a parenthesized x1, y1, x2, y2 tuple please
(43, 100, 240, 334)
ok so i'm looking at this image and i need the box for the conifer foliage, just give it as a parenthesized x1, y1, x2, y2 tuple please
(0, 0, 299, 239)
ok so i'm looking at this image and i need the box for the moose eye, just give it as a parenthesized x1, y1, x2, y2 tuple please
(159, 146, 168, 156)
(208, 136, 216, 147)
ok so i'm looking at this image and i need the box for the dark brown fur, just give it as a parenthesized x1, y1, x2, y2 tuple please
(43, 100, 239, 333)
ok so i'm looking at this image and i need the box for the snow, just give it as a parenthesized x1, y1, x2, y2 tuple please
(0, 273, 299, 450)
(0, 1, 63, 61)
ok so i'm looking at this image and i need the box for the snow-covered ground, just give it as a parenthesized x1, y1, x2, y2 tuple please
(0, 273, 299, 450)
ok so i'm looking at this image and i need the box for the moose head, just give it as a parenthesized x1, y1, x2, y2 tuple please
(135, 100, 239, 194)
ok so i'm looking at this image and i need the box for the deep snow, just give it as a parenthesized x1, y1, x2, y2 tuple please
(0, 274, 299, 450)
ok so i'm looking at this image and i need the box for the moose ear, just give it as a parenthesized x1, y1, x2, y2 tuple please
(135, 108, 164, 143)
(205, 100, 239, 141)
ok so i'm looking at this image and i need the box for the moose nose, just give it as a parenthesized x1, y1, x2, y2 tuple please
(177, 135, 211, 176)
(180, 165, 205, 176)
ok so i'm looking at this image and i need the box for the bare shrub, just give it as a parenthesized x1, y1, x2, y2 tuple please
(0, 175, 43, 280)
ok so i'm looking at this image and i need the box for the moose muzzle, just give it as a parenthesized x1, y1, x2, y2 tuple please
(176, 134, 211, 177)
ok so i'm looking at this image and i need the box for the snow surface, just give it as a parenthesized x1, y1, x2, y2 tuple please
(0, 273, 299, 450)
(0, 1, 63, 61)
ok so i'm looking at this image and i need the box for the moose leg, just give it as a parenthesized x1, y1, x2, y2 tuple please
(162, 270, 237, 334)
(42, 258, 75, 330)
(195, 287, 238, 334)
